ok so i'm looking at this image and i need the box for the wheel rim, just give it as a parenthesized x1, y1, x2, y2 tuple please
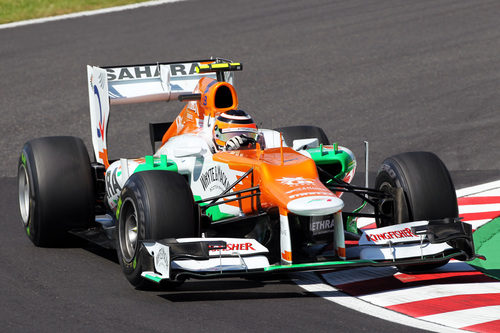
(119, 197, 139, 262)
(18, 164, 30, 226)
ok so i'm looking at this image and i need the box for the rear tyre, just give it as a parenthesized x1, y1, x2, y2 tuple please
(273, 125, 329, 146)
(116, 170, 198, 289)
(18, 136, 95, 247)
(375, 151, 458, 272)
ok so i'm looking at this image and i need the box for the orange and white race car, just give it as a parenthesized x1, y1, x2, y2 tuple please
(18, 58, 480, 288)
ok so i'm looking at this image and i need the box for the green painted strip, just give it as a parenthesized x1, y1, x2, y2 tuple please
(160, 154, 168, 166)
(144, 274, 162, 283)
(469, 217, 500, 281)
(264, 259, 376, 271)
(193, 195, 236, 222)
(306, 146, 354, 179)
(134, 155, 178, 173)
(347, 201, 367, 233)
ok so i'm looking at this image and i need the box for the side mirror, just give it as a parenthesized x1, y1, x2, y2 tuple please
(292, 138, 319, 151)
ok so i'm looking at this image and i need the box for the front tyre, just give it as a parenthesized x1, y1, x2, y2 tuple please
(375, 151, 458, 272)
(116, 170, 198, 288)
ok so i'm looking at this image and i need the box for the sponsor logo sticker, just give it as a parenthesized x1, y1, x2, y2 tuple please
(106, 167, 121, 199)
(209, 242, 256, 253)
(199, 165, 230, 192)
(277, 177, 315, 186)
(310, 218, 334, 235)
(365, 228, 417, 242)
(106, 63, 201, 81)
(360, 221, 429, 245)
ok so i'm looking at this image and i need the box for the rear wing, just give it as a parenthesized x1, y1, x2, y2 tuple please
(87, 59, 236, 167)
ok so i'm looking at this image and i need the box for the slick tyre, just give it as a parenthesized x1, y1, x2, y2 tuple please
(375, 151, 458, 272)
(273, 125, 330, 146)
(18, 136, 95, 247)
(116, 170, 198, 289)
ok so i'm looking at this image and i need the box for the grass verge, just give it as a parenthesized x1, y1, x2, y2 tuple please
(469, 217, 500, 280)
(0, 0, 149, 24)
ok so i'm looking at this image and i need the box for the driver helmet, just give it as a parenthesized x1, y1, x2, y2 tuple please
(213, 109, 258, 148)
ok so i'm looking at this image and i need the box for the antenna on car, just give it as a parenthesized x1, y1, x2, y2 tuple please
(364, 141, 369, 191)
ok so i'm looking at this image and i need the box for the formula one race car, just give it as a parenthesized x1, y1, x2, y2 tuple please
(18, 58, 480, 288)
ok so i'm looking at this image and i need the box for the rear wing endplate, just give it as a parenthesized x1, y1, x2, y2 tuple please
(86, 59, 235, 167)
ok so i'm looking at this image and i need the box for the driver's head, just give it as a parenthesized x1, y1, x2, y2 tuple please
(213, 109, 258, 148)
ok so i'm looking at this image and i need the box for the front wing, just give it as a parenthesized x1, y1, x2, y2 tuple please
(139, 220, 479, 283)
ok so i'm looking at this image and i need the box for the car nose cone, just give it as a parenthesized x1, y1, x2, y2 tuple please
(287, 196, 344, 216)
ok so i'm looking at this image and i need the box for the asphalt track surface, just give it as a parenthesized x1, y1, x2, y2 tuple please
(1, 0, 500, 332)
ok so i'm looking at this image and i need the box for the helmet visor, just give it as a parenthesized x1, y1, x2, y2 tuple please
(218, 127, 258, 143)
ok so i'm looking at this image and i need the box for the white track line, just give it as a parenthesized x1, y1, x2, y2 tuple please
(419, 305, 500, 328)
(456, 180, 500, 197)
(459, 203, 500, 214)
(471, 188, 500, 197)
(0, 0, 185, 30)
(358, 282, 500, 307)
(467, 219, 496, 230)
(296, 272, 464, 333)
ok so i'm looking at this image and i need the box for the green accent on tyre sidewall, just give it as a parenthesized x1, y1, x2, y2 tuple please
(134, 155, 178, 173)
(116, 197, 122, 219)
(21, 153, 26, 166)
(26, 225, 30, 236)
(469, 217, 500, 280)
(306, 146, 354, 179)
(133, 257, 137, 270)
(193, 195, 236, 222)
